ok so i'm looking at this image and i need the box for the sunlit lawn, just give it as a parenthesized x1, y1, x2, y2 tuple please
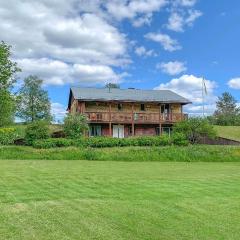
(214, 125, 240, 142)
(1, 160, 240, 240)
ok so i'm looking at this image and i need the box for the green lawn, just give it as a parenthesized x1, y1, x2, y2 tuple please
(4, 124, 63, 138)
(0, 160, 240, 240)
(215, 125, 240, 141)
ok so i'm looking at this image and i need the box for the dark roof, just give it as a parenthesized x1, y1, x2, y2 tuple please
(68, 87, 191, 107)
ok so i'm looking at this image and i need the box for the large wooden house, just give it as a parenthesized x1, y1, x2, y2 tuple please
(67, 87, 191, 138)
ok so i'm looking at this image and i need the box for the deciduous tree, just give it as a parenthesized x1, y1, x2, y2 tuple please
(16, 75, 52, 122)
(0, 41, 20, 126)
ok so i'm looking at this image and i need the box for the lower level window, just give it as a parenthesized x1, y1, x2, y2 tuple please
(155, 127, 172, 136)
(90, 125, 102, 136)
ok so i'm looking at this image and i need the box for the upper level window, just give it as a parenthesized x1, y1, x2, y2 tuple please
(118, 103, 123, 111)
(140, 104, 145, 111)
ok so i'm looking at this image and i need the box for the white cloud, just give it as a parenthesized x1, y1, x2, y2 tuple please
(154, 74, 217, 114)
(0, 1, 129, 85)
(175, 0, 197, 7)
(228, 78, 240, 89)
(167, 10, 202, 32)
(166, 12, 184, 32)
(0, 0, 203, 87)
(17, 58, 123, 86)
(157, 61, 187, 75)
(145, 32, 182, 51)
(185, 9, 202, 26)
(106, 0, 167, 23)
(135, 46, 156, 57)
(51, 102, 67, 123)
(132, 14, 152, 27)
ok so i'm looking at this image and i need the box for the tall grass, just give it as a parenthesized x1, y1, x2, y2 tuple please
(0, 145, 240, 162)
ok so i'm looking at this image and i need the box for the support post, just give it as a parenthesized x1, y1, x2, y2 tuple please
(159, 104, 162, 135)
(81, 102, 86, 114)
(181, 104, 183, 120)
(131, 103, 135, 136)
(170, 104, 173, 122)
(109, 102, 112, 136)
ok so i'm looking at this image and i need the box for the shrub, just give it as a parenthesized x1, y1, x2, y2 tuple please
(31, 135, 191, 149)
(63, 114, 89, 139)
(0, 128, 18, 145)
(25, 121, 50, 145)
(174, 117, 216, 144)
(155, 134, 171, 146)
(171, 132, 189, 146)
(32, 138, 74, 149)
(86, 137, 120, 148)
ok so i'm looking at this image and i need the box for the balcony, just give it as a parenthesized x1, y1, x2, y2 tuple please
(85, 111, 186, 124)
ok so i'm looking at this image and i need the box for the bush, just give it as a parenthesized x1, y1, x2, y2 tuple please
(86, 137, 120, 148)
(174, 117, 216, 144)
(25, 121, 50, 145)
(155, 134, 171, 146)
(31, 135, 179, 149)
(171, 132, 189, 146)
(64, 114, 89, 139)
(32, 138, 74, 149)
(0, 128, 18, 145)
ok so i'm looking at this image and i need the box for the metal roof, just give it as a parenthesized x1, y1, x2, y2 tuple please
(69, 87, 191, 105)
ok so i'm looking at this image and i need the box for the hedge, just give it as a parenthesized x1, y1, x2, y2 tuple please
(32, 134, 188, 149)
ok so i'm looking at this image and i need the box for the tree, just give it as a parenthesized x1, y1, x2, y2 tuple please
(0, 41, 20, 126)
(105, 83, 120, 89)
(16, 75, 52, 122)
(0, 89, 15, 127)
(0, 41, 21, 90)
(173, 117, 216, 144)
(215, 92, 239, 116)
(211, 92, 240, 126)
(63, 114, 89, 138)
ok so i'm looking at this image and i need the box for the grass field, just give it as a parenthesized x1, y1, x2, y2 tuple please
(1, 160, 240, 240)
(6, 124, 63, 138)
(214, 125, 240, 141)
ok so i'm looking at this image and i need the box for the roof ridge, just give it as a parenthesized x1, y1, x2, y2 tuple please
(70, 86, 171, 92)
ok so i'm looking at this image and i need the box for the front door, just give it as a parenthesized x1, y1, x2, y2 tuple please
(113, 125, 124, 138)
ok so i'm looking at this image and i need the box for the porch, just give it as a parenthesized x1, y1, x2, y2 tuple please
(85, 111, 187, 124)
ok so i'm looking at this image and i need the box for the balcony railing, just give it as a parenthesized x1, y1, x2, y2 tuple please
(85, 111, 186, 123)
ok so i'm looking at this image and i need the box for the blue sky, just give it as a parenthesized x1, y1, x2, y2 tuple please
(1, 0, 240, 121)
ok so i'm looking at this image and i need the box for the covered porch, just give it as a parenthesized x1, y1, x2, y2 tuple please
(89, 123, 173, 138)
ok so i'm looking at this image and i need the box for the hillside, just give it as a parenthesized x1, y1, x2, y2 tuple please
(214, 126, 240, 142)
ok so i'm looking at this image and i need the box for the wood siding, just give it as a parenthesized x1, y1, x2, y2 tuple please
(85, 102, 177, 113)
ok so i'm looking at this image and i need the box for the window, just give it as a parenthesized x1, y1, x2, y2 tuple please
(118, 103, 123, 111)
(90, 125, 102, 137)
(140, 104, 145, 111)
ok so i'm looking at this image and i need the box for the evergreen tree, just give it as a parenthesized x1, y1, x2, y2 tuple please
(212, 92, 240, 125)
(17, 75, 52, 122)
(214, 92, 239, 116)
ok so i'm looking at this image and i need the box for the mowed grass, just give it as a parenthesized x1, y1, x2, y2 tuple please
(0, 160, 240, 240)
(214, 125, 240, 142)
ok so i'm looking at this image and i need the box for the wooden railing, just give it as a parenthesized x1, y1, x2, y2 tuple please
(85, 111, 186, 123)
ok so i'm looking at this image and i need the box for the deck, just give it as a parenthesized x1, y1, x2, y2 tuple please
(85, 111, 186, 124)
